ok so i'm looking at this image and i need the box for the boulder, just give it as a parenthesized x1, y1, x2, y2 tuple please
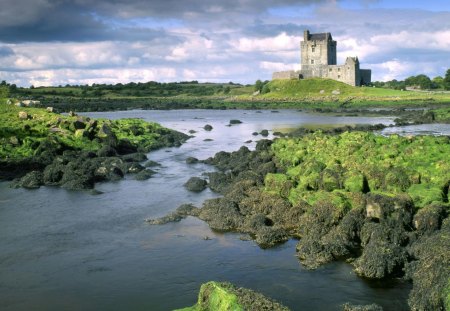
(14, 171, 43, 189)
(229, 119, 242, 125)
(18, 111, 28, 120)
(135, 169, 155, 180)
(184, 177, 207, 192)
(260, 129, 269, 137)
(186, 157, 199, 164)
(203, 124, 213, 131)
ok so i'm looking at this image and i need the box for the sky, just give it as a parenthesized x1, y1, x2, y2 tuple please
(0, 0, 449, 87)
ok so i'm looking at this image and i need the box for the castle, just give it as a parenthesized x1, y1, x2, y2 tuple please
(272, 30, 371, 86)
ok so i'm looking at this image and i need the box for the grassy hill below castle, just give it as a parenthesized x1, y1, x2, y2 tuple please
(245, 78, 450, 106)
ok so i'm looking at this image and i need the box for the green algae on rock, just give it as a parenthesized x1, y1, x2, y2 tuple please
(0, 103, 189, 187)
(174, 281, 289, 311)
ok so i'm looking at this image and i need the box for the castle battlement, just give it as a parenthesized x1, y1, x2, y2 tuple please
(272, 30, 371, 86)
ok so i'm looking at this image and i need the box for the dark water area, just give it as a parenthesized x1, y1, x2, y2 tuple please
(0, 109, 423, 310)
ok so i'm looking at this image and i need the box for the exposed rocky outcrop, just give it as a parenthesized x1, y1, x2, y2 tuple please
(175, 281, 290, 311)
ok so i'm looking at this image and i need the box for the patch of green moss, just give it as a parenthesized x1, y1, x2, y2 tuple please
(0, 103, 179, 160)
(174, 282, 243, 311)
(268, 132, 450, 209)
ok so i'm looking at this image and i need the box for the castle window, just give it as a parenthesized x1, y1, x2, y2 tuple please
(311, 60, 314, 64)
(338, 75, 341, 78)
(312, 47, 315, 52)
(329, 68, 332, 72)
(338, 68, 340, 72)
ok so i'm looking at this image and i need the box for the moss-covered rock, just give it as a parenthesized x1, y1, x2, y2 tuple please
(174, 281, 289, 311)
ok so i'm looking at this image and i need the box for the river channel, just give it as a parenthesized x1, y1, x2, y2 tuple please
(3, 109, 444, 310)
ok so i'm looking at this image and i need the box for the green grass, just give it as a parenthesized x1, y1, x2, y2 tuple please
(239, 79, 450, 107)
(268, 132, 450, 209)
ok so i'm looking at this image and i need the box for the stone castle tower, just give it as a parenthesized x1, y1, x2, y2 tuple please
(272, 30, 371, 86)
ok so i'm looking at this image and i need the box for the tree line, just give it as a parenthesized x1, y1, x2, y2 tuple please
(371, 69, 450, 91)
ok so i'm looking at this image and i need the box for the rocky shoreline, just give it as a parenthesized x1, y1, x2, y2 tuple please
(149, 130, 450, 310)
(0, 105, 189, 190)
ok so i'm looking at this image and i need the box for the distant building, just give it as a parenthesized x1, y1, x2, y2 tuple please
(272, 30, 371, 86)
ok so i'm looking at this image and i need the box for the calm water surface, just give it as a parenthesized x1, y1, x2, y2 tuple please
(1, 110, 419, 311)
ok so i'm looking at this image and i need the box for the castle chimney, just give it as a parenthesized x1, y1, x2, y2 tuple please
(304, 30, 310, 41)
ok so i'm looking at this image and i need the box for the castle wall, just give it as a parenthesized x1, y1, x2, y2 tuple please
(272, 71, 300, 80)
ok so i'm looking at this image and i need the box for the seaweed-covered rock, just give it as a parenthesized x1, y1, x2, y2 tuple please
(199, 198, 244, 231)
(122, 152, 147, 163)
(175, 281, 290, 311)
(43, 162, 65, 185)
(407, 218, 450, 310)
(13, 171, 43, 189)
(203, 124, 213, 131)
(144, 160, 160, 167)
(184, 177, 207, 192)
(229, 119, 242, 125)
(135, 169, 155, 180)
(186, 156, 199, 164)
(146, 204, 200, 225)
(260, 129, 269, 137)
(342, 303, 383, 311)
(353, 221, 408, 279)
(412, 203, 446, 235)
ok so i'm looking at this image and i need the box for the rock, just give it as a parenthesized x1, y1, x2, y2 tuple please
(68, 111, 77, 117)
(252, 132, 258, 136)
(412, 203, 445, 235)
(97, 145, 117, 157)
(203, 124, 213, 131)
(146, 204, 200, 225)
(186, 157, 199, 164)
(407, 218, 450, 310)
(135, 169, 155, 180)
(122, 152, 147, 163)
(144, 160, 161, 167)
(203, 138, 213, 141)
(188, 129, 196, 134)
(184, 177, 207, 192)
(175, 281, 290, 311)
(14, 171, 43, 189)
(260, 129, 269, 137)
(18, 111, 28, 120)
(9, 136, 19, 145)
(43, 163, 65, 185)
(353, 222, 408, 279)
(244, 140, 252, 143)
(116, 138, 137, 154)
(332, 90, 341, 95)
(229, 119, 242, 125)
(72, 120, 86, 130)
(46, 107, 54, 112)
(126, 163, 145, 173)
(198, 197, 243, 231)
(319, 90, 325, 94)
(342, 303, 383, 311)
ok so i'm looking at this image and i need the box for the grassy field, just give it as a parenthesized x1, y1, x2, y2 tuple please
(8, 79, 450, 112)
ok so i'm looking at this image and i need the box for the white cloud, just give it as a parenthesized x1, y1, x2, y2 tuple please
(233, 32, 302, 53)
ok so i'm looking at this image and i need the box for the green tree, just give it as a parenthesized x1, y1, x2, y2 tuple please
(223, 86, 231, 94)
(254, 80, 263, 92)
(405, 74, 431, 90)
(432, 76, 444, 89)
(444, 69, 450, 90)
(261, 83, 270, 94)
(0, 85, 9, 100)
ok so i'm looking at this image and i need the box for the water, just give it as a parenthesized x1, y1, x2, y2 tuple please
(0, 109, 418, 311)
